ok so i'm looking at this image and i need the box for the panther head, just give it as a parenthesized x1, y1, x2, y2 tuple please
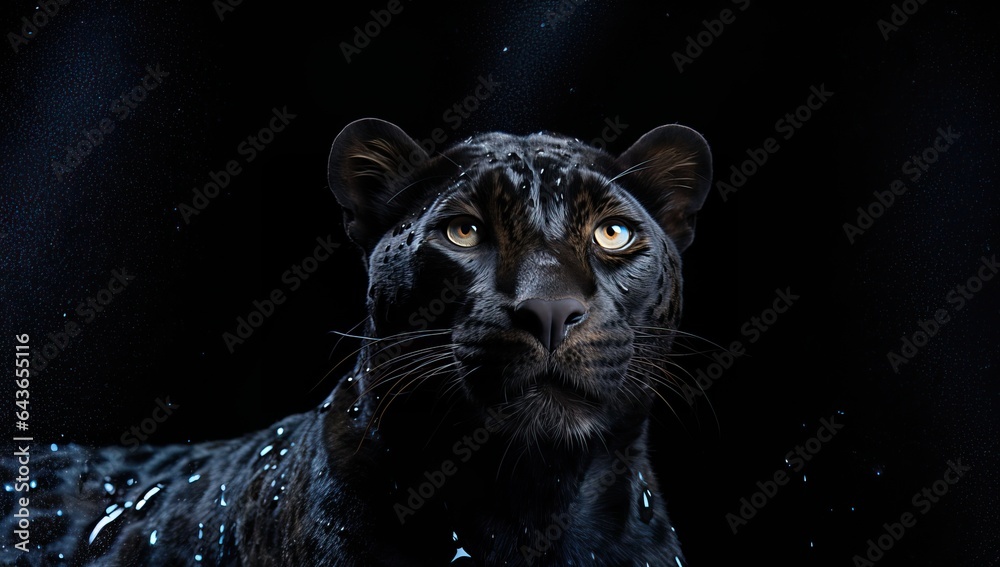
(328, 119, 711, 449)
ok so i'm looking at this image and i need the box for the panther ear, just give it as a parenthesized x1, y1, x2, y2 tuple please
(328, 118, 428, 254)
(614, 125, 712, 253)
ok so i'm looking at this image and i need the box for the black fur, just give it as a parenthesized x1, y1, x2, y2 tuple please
(1, 120, 711, 565)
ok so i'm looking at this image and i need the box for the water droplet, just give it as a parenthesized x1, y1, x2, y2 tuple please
(259, 445, 273, 457)
(88, 507, 124, 544)
(277, 427, 284, 436)
(50, 443, 58, 452)
(502, 46, 509, 52)
(188, 474, 201, 484)
(639, 488, 654, 523)
(406, 232, 415, 245)
(150, 530, 157, 545)
(134, 485, 162, 511)
(104, 483, 115, 494)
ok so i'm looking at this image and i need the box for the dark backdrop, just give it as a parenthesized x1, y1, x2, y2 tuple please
(1, 1, 997, 565)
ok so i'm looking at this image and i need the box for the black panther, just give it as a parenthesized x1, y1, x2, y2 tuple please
(1, 118, 711, 565)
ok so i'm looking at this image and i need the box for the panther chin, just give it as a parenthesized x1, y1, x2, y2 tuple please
(474, 365, 619, 449)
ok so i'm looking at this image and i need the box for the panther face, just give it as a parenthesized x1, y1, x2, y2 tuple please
(328, 119, 711, 448)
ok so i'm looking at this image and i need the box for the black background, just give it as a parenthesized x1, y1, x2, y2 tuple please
(1, 0, 998, 565)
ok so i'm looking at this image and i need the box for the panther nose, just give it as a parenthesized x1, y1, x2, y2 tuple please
(513, 298, 588, 352)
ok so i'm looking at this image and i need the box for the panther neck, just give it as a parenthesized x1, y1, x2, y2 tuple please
(342, 369, 661, 558)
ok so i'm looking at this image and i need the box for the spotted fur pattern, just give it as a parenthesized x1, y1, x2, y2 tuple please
(0, 119, 711, 566)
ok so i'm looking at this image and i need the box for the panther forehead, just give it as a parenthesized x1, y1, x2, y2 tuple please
(431, 132, 635, 235)
(447, 131, 609, 180)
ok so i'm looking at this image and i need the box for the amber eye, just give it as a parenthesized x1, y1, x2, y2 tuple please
(594, 220, 633, 251)
(445, 216, 482, 247)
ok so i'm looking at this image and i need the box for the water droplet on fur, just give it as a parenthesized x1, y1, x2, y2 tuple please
(149, 530, 157, 545)
(639, 488, 654, 523)
(134, 484, 163, 511)
(406, 232, 415, 245)
(451, 531, 474, 563)
(88, 506, 124, 544)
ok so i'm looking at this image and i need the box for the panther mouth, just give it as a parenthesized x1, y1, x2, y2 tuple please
(526, 371, 604, 408)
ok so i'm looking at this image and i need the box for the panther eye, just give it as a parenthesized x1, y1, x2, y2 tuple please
(594, 220, 633, 251)
(445, 216, 482, 247)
